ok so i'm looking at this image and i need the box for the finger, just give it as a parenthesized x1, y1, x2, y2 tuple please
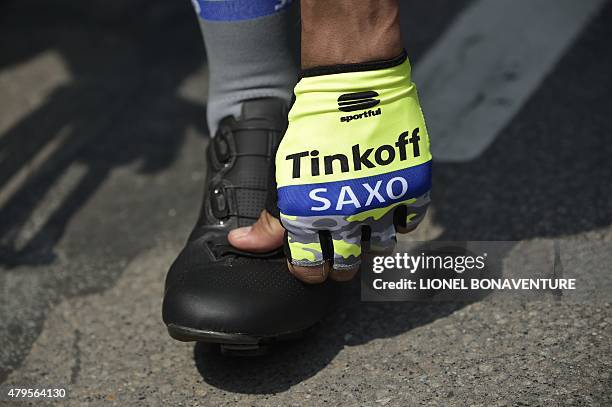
(228, 210, 285, 252)
(365, 222, 397, 255)
(284, 230, 326, 266)
(285, 234, 330, 284)
(328, 264, 359, 282)
(288, 261, 330, 284)
(283, 228, 333, 284)
(394, 193, 431, 234)
(329, 226, 362, 275)
(358, 204, 397, 254)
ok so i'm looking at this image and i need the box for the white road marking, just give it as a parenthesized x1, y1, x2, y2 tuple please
(414, 0, 606, 162)
(12, 162, 88, 251)
(0, 125, 71, 210)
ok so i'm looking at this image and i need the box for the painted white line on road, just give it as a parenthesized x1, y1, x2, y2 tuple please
(0, 126, 71, 210)
(414, 0, 606, 162)
(12, 162, 88, 251)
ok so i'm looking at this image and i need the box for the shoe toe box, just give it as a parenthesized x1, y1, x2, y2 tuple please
(162, 242, 335, 337)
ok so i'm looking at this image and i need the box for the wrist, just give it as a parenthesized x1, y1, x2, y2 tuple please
(300, 0, 402, 69)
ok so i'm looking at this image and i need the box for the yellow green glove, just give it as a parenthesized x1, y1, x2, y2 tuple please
(276, 51, 432, 270)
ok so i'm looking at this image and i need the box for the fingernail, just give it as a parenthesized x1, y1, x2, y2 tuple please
(229, 226, 252, 240)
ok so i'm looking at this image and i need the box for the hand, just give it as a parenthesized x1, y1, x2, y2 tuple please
(275, 52, 432, 280)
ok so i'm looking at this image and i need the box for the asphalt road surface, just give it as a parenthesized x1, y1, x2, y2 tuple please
(1, 0, 611, 405)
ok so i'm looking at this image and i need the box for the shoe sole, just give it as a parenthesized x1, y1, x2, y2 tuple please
(166, 323, 311, 356)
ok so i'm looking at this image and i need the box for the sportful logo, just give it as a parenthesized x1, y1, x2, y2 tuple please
(338, 91, 382, 123)
(337, 91, 380, 112)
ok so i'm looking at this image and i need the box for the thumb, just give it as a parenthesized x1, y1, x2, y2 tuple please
(228, 210, 285, 253)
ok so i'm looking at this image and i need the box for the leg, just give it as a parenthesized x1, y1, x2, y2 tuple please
(195, 0, 299, 135)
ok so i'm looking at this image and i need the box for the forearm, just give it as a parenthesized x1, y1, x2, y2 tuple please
(300, 0, 402, 69)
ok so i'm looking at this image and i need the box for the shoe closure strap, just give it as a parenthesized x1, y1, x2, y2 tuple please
(206, 117, 284, 225)
(210, 118, 282, 170)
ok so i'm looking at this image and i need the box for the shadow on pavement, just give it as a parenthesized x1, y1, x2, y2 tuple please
(0, 0, 207, 267)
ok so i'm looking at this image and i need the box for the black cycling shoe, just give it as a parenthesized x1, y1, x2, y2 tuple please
(162, 98, 336, 355)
